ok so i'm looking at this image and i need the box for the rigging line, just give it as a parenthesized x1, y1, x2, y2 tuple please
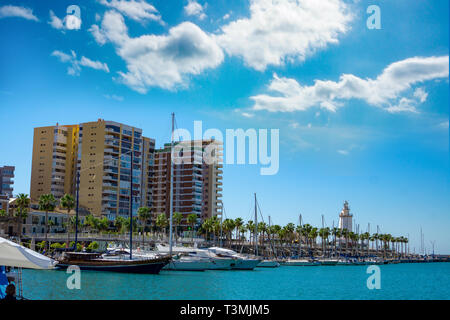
(256, 200, 267, 225)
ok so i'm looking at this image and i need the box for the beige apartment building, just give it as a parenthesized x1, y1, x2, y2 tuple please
(151, 140, 223, 228)
(30, 124, 79, 202)
(77, 120, 154, 220)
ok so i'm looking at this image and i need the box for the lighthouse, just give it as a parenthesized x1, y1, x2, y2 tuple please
(339, 201, 353, 231)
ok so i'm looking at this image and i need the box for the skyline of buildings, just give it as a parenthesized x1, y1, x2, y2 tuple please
(29, 119, 223, 227)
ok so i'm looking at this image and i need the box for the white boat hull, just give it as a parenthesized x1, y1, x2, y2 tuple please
(208, 258, 235, 270)
(282, 260, 319, 266)
(232, 259, 261, 270)
(163, 258, 211, 271)
(257, 260, 280, 268)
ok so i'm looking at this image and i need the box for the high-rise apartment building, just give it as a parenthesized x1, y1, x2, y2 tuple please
(0, 166, 15, 213)
(30, 125, 79, 202)
(0, 166, 15, 197)
(151, 140, 223, 228)
(77, 119, 154, 220)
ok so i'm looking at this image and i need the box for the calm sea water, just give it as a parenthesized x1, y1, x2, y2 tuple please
(22, 263, 450, 300)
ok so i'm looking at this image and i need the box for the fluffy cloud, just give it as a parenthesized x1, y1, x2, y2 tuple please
(51, 50, 109, 76)
(250, 56, 449, 113)
(184, 0, 207, 20)
(98, 0, 163, 24)
(89, 10, 223, 92)
(48, 10, 82, 31)
(216, 0, 352, 71)
(0, 5, 39, 21)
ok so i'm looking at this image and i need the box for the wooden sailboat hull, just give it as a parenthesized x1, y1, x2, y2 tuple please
(56, 256, 171, 274)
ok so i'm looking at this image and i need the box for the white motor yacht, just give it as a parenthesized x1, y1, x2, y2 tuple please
(156, 244, 235, 270)
(282, 259, 320, 266)
(207, 247, 261, 270)
(257, 259, 280, 268)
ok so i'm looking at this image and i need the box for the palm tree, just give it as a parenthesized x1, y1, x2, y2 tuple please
(187, 213, 198, 243)
(172, 212, 183, 242)
(319, 227, 330, 257)
(38, 194, 56, 250)
(257, 222, 267, 248)
(113, 215, 125, 233)
(238, 225, 247, 246)
(246, 221, 255, 246)
(223, 219, 235, 247)
(284, 223, 295, 245)
(331, 227, 340, 258)
(16, 193, 30, 219)
(16, 193, 30, 238)
(156, 213, 169, 239)
(60, 194, 75, 214)
(234, 218, 243, 242)
(309, 228, 318, 256)
(137, 207, 151, 245)
(302, 224, 313, 255)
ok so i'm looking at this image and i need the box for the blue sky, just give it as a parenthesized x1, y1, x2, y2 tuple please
(0, 0, 448, 253)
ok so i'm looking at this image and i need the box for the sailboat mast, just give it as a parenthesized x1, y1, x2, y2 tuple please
(254, 193, 258, 256)
(74, 171, 80, 250)
(169, 113, 175, 257)
(129, 146, 133, 260)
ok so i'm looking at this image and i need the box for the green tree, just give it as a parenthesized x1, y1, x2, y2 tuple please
(319, 227, 330, 257)
(38, 194, 56, 250)
(187, 213, 198, 243)
(156, 213, 168, 239)
(223, 218, 236, 247)
(137, 207, 152, 244)
(234, 218, 243, 242)
(60, 194, 75, 214)
(16, 193, 30, 219)
(172, 212, 183, 241)
(114, 216, 126, 233)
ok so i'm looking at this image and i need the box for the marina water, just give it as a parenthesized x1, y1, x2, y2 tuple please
(22, 262, 450, 300)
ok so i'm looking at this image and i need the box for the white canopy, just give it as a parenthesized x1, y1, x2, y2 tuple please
(0, 237, 57, 269)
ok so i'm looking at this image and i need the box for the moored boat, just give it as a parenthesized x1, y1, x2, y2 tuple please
(316, 258, 339, 266)
(257, 260, 280, 268)
(282, 259, 320, 266)
(56, 252, 171, 274)
(208, 247, 261, 270)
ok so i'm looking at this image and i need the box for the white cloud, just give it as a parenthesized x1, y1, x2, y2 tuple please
(241, 112, 254, 118)
(438, 120, 449, 129)
(48, 10, 82, 31)
(222, 13, 231, 20)
(104, 94, 124, 101)
(90, 10, 223, 92)
(413, 87, 428, 103)
(337, 149, 349, 155)
(184, 0, 207, 20)
(51, 50, 110, 76)
(98, 0, 163, 24)
(216, 0, 352, 71)
(0, 5, 39, 21)
(80, 56, 110, 72)
(48, 10, 64, 29)
(250, 56, 449, 113)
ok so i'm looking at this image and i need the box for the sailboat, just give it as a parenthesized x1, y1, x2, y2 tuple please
(57, 154, 171, 274)
(160, 113, 227, 272)
(253, 194, 279, 268)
